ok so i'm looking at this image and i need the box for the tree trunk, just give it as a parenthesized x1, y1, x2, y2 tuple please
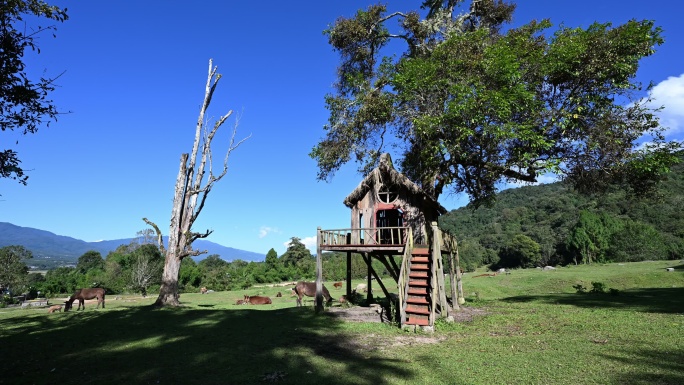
(156, 251, 182, 306)
(147, 59, 249, 307)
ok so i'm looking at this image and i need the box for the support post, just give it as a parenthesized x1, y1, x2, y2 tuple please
(362, 254, 391, 299)
(315, 227, 323, 313)
(346, 233, 352, 298)
(365, 252, 372, 303)
(431, 222, 449, 319)
(448, 248, 460, 311)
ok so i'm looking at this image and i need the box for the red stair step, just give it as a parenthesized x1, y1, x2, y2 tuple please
(409, 280, 429, 287)
(411, 256, 430, 263)
(409, 271, 428, 278)
(412, 247, 430, 255)
(406, 314, 430, 326)
(411, 263, 429, 271)
(407, 296, 429, 305)
(408, 287, 428, 295)
(406, 305, 430, 315)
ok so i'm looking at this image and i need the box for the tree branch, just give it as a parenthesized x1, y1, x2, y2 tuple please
(142, 217, 166, 255)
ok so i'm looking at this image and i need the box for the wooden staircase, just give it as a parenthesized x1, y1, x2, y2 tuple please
(404, 245, 432, 327)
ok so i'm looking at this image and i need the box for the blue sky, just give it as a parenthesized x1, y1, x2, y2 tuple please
(2, 1, 683, 257)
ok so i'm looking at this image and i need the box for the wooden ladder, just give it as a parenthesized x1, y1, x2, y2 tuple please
(404, 245, 432, 327)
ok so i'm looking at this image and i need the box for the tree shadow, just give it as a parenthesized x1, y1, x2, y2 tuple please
(0, 305, 412, 385)
(668, 262, 684, 270)
(502, 287, 684, 314)
(600, 347, 684, 385)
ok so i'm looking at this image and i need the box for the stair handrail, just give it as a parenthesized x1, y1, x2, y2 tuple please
(429, 223, 440, 327)
(397, 227, 413, 326)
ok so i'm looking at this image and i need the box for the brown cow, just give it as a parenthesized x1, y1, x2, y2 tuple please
(245, 295, 272, 305)
(64, 288, 105, 311)
(47, 305, 62, 313)
(235, 298, 248, 305)
(333, 281, 343, 289)
(292, 281, 332, 307)
(276, 292, 282, 297)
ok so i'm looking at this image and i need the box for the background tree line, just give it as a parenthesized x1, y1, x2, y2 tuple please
(439, 152, 684, 271)
(1, 235, 391, 302)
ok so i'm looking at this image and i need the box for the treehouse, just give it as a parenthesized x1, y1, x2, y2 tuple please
(316, 153, 463, 330)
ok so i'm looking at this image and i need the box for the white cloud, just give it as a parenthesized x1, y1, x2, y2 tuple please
(258, 226, 280, 238)
(301, 236, 317, 252)
(647, 73, 684, 138)
(282, 236, 318, 253)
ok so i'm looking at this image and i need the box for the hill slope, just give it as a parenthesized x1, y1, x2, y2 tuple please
(439, 154, 684, 269)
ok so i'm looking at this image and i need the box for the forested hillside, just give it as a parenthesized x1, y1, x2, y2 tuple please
(439, 153, 684, 271)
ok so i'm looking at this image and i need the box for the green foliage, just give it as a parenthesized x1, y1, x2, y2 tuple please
(574, 281, 619, 295)
(281, 238, 312, 267)
(0, 0, 69, 186)
(440, 152, 684, 269)
(42, 266, 77, 295)
(179, 258, 201, 289)
(312, 0, 680, 207)
(0, 245, 32, 293)
(76, 250, 105, 273)
(497, 234, 541, 268)
(128, 244, 163, 296)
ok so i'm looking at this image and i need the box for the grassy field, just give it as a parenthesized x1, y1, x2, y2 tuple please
(1, 260, 682, 385)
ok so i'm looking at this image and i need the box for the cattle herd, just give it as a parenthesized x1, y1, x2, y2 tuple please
(48, 280, 350, 313)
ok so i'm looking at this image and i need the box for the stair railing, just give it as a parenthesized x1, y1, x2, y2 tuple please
(397, 227, 413, 326)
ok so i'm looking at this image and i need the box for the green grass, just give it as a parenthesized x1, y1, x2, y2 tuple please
(1, 261, 682, 385)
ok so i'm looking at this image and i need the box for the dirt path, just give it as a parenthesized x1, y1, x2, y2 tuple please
(326, 304, 487, 324)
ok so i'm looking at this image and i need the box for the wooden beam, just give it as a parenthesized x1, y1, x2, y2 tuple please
(361, 253, 391, 300)
(346, 233, 352, 297)
(365, 252, 372, 303)
(375, 254, 398, 283)
(316, 227, 323, 313)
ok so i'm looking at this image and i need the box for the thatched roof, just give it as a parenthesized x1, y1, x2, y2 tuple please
(343, 153, 447, 214)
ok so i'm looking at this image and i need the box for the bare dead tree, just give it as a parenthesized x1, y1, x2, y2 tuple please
(144, 59, 250, 307)
(130, 254, 161, 297)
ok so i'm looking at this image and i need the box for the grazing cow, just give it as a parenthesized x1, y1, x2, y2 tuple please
(355, 283, 367, 293)
(47, 305, 62, 313)
(292, 281, 332, 307)
(245, 295, 272, 305)
(200, 287, 208, 294)
(64, 288, 105, 311)
(333, 281, 343, 289)
(276, 292, 282, 297)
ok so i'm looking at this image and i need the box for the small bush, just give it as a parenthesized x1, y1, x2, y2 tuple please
(590, 282, 606, 294)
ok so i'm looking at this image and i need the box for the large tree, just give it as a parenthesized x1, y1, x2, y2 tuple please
(145, 60, 249, 307)
(311, 0, 681, 206)
(1, 0, 68, 187)
(76, 250, 104, 273)
(0, 245, 32, 293)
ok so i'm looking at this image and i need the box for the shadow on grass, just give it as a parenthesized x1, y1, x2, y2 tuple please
(501, 287, 684, 314)
(668, 262, 684, 270)
(0, 305, 412, 385)
(601, 347, 684, 385)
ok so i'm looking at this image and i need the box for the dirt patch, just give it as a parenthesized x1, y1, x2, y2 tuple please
(326, 305, 387, 323)
(325, 304, 487, 324)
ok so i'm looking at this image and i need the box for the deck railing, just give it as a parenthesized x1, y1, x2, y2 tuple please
(319, 227, 409, 246)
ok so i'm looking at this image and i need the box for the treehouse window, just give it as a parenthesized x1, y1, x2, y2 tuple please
(377, 185, 398, 204)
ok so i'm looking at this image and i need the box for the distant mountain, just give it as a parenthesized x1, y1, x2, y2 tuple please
(0, 222, 264, 265)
